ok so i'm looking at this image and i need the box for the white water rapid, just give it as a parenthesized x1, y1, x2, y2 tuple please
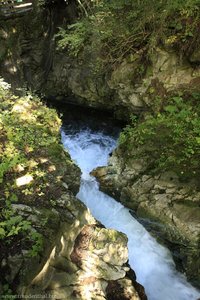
(61, 126, 200, 300)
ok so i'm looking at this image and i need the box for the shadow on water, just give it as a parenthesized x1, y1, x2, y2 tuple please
(46, 99, 125, 137)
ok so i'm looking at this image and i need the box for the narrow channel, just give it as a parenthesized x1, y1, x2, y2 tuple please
(60, 110, 200, 300)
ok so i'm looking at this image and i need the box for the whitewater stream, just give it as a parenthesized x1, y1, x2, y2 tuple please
(61, 117, 200, 300)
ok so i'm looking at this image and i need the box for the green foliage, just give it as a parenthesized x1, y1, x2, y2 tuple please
(0, 193, 43, 257)
(57, 0, 200, 67)
(0, 78, 67, 263)
(28, 231, 43, 257)
(1, 283, 15, 299)
(119, 94, 200, 180)
(0, 214, 31, 239)
(1, 223, 43, 258)
(56, 21, 91, 57)
(0, 152, 23, 184)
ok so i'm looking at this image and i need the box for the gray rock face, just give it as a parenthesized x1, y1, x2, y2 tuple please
(42, 47, 200, 120)
(16, 194, 145, 300)
(93, 153, 200, 287)
(1, 1, 200, 120)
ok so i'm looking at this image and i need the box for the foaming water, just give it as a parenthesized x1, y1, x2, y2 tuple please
(61, 127, 200, 300)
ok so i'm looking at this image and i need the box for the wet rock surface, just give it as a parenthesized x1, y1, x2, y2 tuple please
(92, 152, 200, 288)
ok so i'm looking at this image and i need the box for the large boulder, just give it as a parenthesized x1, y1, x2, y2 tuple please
(17, 194, 146, 300)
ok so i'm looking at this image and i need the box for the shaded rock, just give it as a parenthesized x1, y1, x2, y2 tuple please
(190, 48, 200, 64)
(6, 255, 24, 283)
(20, 210, 146, 300)
(42, 47, 200, 120)
(106, 279, 143, 300)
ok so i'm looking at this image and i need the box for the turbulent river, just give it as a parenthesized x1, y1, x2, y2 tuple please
(61, 112, 200, 300)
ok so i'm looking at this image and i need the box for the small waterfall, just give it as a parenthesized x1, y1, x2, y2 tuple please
(61, 126, 200, 300)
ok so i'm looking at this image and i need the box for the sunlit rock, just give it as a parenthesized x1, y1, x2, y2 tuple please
(16, 174, 33, 186)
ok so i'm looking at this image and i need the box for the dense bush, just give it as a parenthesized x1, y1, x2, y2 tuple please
(56, 0, 200, 65)
(119, 94, 200, 180)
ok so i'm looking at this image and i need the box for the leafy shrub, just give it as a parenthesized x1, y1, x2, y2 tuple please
(56, 0, 200, 66)
(56, 21, 91, 57)
(119, 94, 200, 180)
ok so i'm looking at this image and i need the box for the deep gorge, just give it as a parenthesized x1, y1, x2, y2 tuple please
(0, 0, 200, 299)
(60, 106, 199, 300)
